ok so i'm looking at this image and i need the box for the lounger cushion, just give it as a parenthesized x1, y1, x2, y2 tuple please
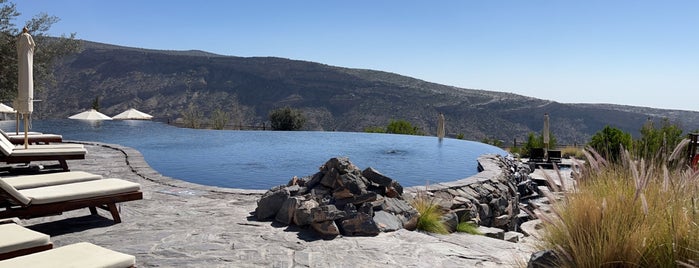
(7, 147, 87, 157)
(14, 144, 84, 150)
(1, 171, 103, 190)
(19, 179, 140, 205)
(0, 224, 50, 254)
(0, 242, 135, 268)
(0, 179, 31, 205)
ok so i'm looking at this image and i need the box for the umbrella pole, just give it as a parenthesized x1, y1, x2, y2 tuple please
(16, 112, 19, 135)
(23, 114, 29, 149)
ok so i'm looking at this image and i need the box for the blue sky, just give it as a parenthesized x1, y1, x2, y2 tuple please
(15, 0, 699, 111)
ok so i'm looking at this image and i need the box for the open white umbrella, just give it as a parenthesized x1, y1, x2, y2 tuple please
(16, 27, 35, 148)
(0, 103, 15, 113)
(69, 109, 113, 120)
(112, 108, 153, 120)
(0, 103, 15, 121)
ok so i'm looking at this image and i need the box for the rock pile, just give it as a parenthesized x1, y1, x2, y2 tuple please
(255, 157, 419, 237)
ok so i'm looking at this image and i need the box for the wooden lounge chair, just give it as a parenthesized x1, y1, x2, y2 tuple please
(0, 129, 62, 145)
(1, 171, 103, 190)
(0, 135, 86, 171)
(0, 223, 53, 261)
(0, 178, 142, 223)
(0, 242, 135, 268)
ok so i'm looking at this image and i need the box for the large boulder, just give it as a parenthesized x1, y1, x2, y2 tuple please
(255, 187, 290, 220)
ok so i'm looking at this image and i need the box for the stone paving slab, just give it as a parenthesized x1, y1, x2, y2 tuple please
(6, 142, 536, 267)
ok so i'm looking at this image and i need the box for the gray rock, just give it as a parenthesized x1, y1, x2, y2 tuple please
(320, 168, 340, 188)
(275, 196, 303, 225)
(519, 219, 544, 238)
(493, 214, 511, 230)
(504, 231, 524, 243)
(293, 198, 319, 226)
(362, 167, 393, 186)
(310, 221, 340, 237)
(334, 192, 378, 208)
(339, 212, 380, 236)
(527, 249, 558, 268)
(311, 205, 347, 223)
(372, 211, 403, 232)
(441, 212, 458, 233)
(255, 187, 290, 220)
(477, 226, 505, 240)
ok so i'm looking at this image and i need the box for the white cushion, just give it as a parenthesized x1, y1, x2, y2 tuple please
(0, 179, 30, 205)
(1, 171, 103, 190)
(14, 144, 84, 150)
(0, 224, 50, 254)
(19, 179, 140, 204)
(8, 147, 87, 157)
(0, 242, 135, 268)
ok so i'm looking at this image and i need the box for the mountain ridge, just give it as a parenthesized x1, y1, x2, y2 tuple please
(34, 39, 699, 145)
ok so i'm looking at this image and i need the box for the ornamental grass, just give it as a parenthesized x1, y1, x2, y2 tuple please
(539, 140, 699, 267)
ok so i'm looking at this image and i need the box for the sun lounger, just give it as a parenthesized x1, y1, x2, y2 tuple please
(0, 135, 86, 171)
(1, 171, 103, 190)
(0, 129, 62, 145)
(0, 223, 52, 261)
(0, 242, 135, 268)
(0, 178, 142, 223)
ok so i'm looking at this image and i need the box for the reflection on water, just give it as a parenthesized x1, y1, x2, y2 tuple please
(0, 119, 508, 190)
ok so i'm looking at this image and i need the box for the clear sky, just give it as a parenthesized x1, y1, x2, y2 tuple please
(14, 0, 699, 111)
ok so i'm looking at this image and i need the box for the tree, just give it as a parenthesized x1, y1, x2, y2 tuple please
(635, 118, 684, 160)
(0, 1, 81, 101)
(521, 131, 557, 157)
(588, 125, 633, 162)
(182, 103, 203, 129)
(91, 96, 100, 111)
(269, 106, 305, 131)
(210, 108, 229, 130)
(385, 119, 423, 135)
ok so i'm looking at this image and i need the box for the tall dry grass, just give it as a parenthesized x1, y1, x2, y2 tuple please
(539, 141, 699, 267)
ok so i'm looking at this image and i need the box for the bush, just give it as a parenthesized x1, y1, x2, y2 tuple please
(268, 106, 305, 131)
(539, 143, 699, 267)
(456, 222, 481, 235)
(587, 125, 633, 163)
(386, 119, 423, 135)
(410, 193, 449, 234)
(365, 119, 424, 136)
(560, 146, 584, 159)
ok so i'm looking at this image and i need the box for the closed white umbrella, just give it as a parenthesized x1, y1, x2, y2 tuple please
(543, 113, 550, 149)
(112, 108, 153, 120)
(16, 27, 35, 148)
(69, 109, 113, 120)
(437, 113, 445, 142)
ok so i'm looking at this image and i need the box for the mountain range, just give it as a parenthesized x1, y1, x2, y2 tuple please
(33, 40, 699, 145)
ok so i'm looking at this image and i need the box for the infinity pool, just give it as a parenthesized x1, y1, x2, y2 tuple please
(1, 120, 507, 189)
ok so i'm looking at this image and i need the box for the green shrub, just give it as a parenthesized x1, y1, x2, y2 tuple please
(386, 119, 423, 135)
(410, 193, 449, 234)
(456, 222, 481, 235)
(587, 125, 632, 163)
(268, 106, 306, 131)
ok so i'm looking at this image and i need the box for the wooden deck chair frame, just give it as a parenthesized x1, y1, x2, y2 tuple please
(0, 189, 142, 224)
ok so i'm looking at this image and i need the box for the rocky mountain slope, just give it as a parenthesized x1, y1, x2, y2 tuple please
(34, 40, 699, 145)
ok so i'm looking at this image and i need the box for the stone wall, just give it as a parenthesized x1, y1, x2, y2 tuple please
(407, 154, 529, 231)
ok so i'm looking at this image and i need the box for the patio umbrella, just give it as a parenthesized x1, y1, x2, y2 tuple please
(0, 103, 15, 121)
(437, 112, 445, 142)
(69, 109, 113, 120)
(16, 27, 35, 148)
(112, 108, 153, 120)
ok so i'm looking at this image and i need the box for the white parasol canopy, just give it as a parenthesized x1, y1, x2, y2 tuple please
(112, 108, 153, 120)
(0, 103, 15, 113)
(69, 109, 113, 120)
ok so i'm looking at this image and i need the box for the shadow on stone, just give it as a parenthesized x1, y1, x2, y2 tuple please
(26, 214, 114, 236)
